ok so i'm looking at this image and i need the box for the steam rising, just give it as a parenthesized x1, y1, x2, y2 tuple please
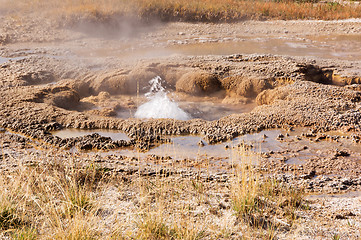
(135, 76, 190, 120)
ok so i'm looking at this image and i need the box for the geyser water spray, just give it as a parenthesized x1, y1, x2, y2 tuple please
(134, 76, 190, 120)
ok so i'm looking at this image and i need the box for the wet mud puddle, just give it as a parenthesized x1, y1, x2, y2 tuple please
(0, 56, 25, 64)
(0, 57, 8, 64)
(54, 127, 361, 166)
(308, 190, 361, 200)
(52, 129, 130, 141)
(75, 34, 361, 61)
(167, 35, 361, 60)
(0, 53, 34, 64)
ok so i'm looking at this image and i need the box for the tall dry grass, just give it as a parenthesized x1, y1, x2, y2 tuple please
(2, 0, 361, 22)
(0, 141, 306, 239)
(0, 156, 111, 239)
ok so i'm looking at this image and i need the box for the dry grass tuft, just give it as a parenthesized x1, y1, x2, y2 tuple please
(136, 214, 173, 239)
(0, 157, 113, 239)
(230, 145, 305, 238)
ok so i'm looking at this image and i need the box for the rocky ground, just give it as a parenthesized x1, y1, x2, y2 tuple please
(1, 12, 361, 239)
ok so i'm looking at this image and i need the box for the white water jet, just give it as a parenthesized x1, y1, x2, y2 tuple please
(135, 76, 190, 120)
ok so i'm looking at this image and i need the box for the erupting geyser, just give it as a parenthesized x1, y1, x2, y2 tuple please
(135, 76, 190, 120)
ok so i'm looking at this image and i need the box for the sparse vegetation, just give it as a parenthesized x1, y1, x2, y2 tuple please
(4, 0, 361, 22)
(0, 143, 307, 239)
(0, 204, 25, 231)
(0, 142, 302, 240)
(230, 145, 305, 239)
(12, 228, 37, 240)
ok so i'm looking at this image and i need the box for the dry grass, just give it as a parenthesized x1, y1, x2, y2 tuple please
(2, 0, 361, 22)
(135, 0, 361, 21)
(229, 145, 306, 239)
(0, 157, 110, 239)
(0, 143, 306, 239)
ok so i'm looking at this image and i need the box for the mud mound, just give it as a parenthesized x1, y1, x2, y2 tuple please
(27, 86, 81, 110)
(90, 67, 158, 95)
(221, 76, 273, 98)
(45, 90, 80, 109)
(157, 66, 193, 86)
(84, 91, 111, 103)
(18, 71, 56, 85)
(176, 71, 221, 95)
(256, 88, 289, 105)
(90, 73, 128, 95)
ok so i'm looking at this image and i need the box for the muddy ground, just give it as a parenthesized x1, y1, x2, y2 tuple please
(1, 14, 361, 239)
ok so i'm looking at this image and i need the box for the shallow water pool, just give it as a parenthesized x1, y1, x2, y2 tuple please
(52, 129, 130, 141)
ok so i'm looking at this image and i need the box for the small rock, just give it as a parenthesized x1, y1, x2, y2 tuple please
(305, 133, 316, 138)
(315, 133, 327, 140)
(302, 170, 316, 179)
(334, 149, 350, 157)
(277, 134, 284, 140)
(341, 178, 353, 186)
